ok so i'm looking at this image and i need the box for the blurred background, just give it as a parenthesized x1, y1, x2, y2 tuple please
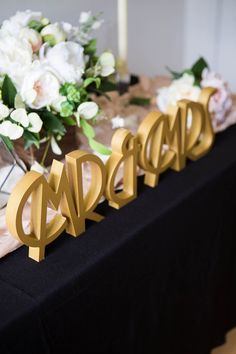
(0, 0, 235, 90)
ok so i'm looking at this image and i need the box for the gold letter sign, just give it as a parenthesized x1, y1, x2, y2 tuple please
(6, 87, 216, 261)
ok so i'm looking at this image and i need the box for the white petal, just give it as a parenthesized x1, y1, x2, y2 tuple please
(101, 65, 115, 77)
(99, 52, 115, 68)
(77, 102, 98, 120)
(28, 112, 43, 133)
(0, 120, 23, 140)
(0, 103, 10, 120)
(0, 121, 11, 136)
(9, 124, 24, 140)
(10, 108, 29, 127)
(14, 93, 26, 109)
(50, 136, 62, 155)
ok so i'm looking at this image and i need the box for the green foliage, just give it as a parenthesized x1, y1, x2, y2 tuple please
(84, 39, 97, 56)
(166, 57, 209, 86)
(2, 75, 17, 108)
(39, 110, 66, 135)
(43, 34, 56, 46)
(0, 135, 14, 150)
(61, 101, 75, 117)
(88, 138, 111, 155)
(23, 131, 40, 150)
(191, 57, 208, 80)
(99, 79, 117, 92)
(28, 19, 44, 32)
(61, 116, 76, 126)
(80, 118, 95, 138)
(129, 97, 151, 106)
(67, 86, 80, 102)
(83, 77, 101, 89)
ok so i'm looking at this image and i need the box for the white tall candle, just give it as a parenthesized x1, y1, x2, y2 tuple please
(118, 0, 128, 73)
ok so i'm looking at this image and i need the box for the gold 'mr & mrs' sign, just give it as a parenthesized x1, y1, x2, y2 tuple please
(6, 87, 216, 261)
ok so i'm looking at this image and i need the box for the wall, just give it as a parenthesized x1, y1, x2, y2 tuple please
(0, 0, 235, 90)
(184, 0, 236, 91)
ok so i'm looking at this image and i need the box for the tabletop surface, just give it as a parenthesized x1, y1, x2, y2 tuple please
(1, 125, 236, 354)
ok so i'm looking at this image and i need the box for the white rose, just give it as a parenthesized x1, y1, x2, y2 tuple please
(20, 28, 42, 53)
(97, 52, 115, 77)
(20, 62, 60, 109)
(45, 41, 85, 83)
(41, 23, 66, 45)
(0, 10, 42, 38)
(0, 36, 32, 88)
(157, 73, 201, 113)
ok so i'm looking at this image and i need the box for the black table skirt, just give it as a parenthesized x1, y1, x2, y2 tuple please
(1, 125, 236, 354)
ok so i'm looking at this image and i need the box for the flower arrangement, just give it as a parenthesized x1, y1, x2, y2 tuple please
(0, 10, 115, 169)
(157, 57, 232, 129)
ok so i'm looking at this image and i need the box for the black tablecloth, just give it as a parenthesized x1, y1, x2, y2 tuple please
(1, 126, 236, 354)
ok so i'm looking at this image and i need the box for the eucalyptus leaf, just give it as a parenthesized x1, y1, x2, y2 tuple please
(88, 138, 111, 155)
(80, 118, 95, 138)
(2, 75, 17, 108)
(61, 116, 76, 126)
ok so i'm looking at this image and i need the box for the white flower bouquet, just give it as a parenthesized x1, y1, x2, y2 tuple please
(0, 10, 115, 169)
(157, 57, 232, 130)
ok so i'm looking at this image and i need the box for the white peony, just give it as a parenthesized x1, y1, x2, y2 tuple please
(44, 41, 85, 83)
(20, 62, 60, 109)
(20, 27, 42, 53)
(0, 10, 42, 38)
(0, 36, 32, 88)
(157, 73, 201, 113)
(41, 23, 66, 45)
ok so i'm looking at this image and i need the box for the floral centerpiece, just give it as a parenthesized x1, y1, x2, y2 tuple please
(0, 10, 115, 170)
(157, 57, 232, 129)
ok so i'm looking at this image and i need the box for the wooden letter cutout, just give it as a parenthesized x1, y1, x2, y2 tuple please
(105, 128, 138, 209)
(137, 111, 182, 187)
(66, 150, 106, 235)
(178, 87, 216, 162)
